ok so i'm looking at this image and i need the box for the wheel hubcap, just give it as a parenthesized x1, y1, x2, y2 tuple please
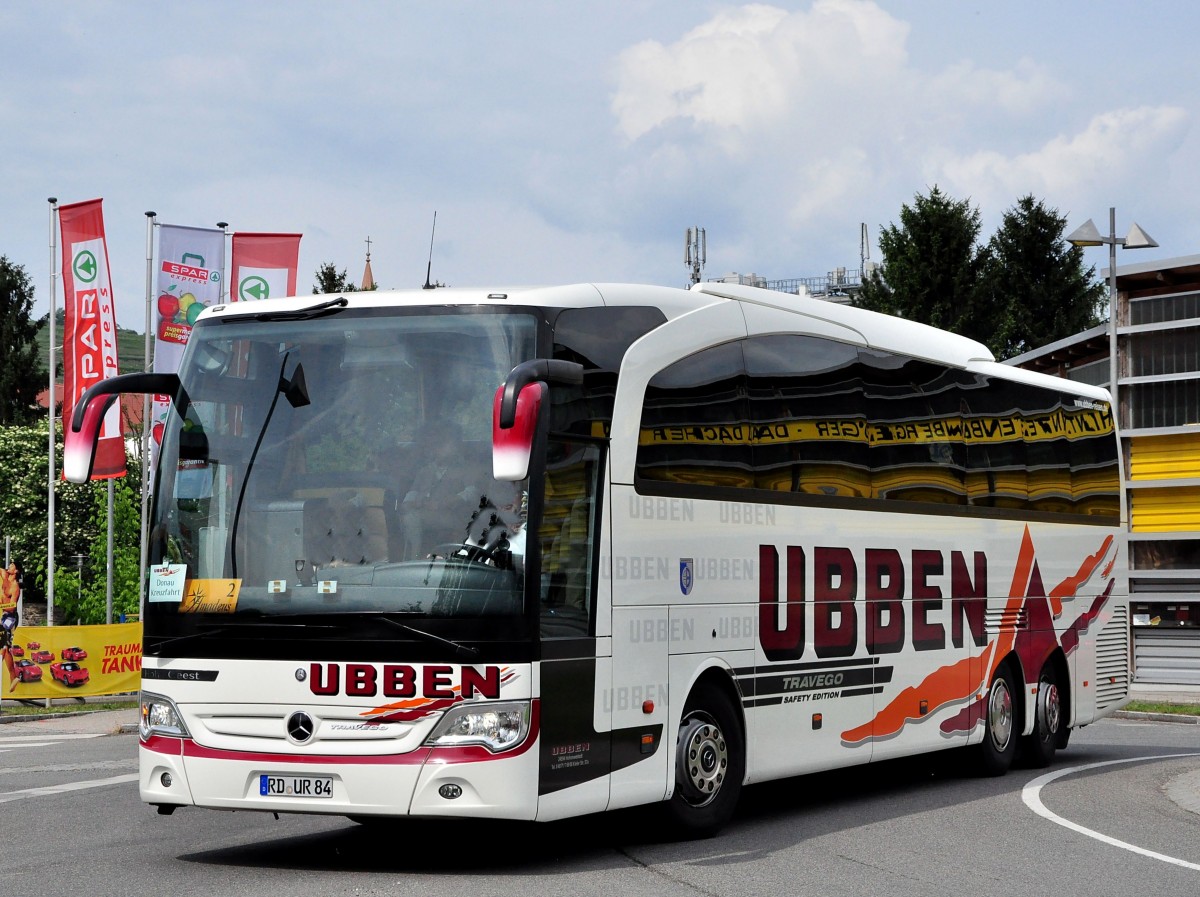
(1039, 679, 1061, 737)
(676, 714, 728, 807)
(988, 677, 1013, 751)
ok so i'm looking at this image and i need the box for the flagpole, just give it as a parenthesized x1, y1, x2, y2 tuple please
(218, 221, 229, 294)
(140, 211, 156, 617)
(47, 198, 58, 628)
(106, 478, 114, 624)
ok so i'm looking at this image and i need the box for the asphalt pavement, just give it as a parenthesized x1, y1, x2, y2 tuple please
(1, 686, 1196, 838)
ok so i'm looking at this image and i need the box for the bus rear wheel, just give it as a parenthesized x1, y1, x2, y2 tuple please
(664, 683, 744, 838)
(1021, 662, 1062, 768)
(976, 661, 1018, 777)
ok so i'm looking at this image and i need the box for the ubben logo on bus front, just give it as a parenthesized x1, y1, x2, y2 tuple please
(306, 662, 517, 723)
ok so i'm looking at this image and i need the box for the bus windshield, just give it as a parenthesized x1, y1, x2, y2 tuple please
(145, 306, 539, 650)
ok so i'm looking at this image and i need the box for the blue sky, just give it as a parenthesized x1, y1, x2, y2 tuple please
(2, 1, 1196, 330)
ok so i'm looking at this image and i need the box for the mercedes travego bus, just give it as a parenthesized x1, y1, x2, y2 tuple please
(65, 281, 1130, 837)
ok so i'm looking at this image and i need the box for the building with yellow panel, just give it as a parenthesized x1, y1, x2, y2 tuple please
(1010, 254, 1200, 685)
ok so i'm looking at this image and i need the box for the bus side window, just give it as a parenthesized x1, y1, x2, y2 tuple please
(636, 341, 750, 489)
(743, 334, 868, 498)
(539, 440, 602, 636)
(859, 350, 967, 506)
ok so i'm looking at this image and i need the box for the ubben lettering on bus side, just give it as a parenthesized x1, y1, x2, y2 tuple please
(757, 544, 988, 661)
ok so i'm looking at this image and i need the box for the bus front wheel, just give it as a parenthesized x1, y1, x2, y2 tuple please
(976, 661, 1018, 777)
(664, 683, 744, 838)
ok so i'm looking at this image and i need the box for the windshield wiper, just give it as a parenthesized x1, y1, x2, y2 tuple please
(146, 624, 231, 652)
(230, 354, 309, 578)
(380, 616, 479, 657)
(148, 614, 477, 658)
(254, 295, 349, 321)
(146, 620, 337, 652)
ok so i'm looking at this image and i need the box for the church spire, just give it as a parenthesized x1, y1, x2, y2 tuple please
(360, 235, 375, 290)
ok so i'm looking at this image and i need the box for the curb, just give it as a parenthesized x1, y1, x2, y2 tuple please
(0, 708, 125, 725)
(0, 708, 139, 733)
(1112, 709, 1200, 725)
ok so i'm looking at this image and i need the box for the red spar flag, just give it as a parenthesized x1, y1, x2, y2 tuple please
(58, 198, 126, 479)
(230, 232, 302, 302)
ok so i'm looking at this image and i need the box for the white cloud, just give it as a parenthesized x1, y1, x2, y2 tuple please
(926, 58, 1069, 119)
(606, 2, 1196, 277)
(5, 2, 1200, 330)
(612, 2, 911, 147)
(939, 106, 1190, 209)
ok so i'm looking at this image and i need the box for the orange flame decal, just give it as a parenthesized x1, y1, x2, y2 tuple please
(358, 666, 518, 723)
(1047, 534, 1114, 617)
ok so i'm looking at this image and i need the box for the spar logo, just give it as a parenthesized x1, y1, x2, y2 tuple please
(239, 275, 270, 301)
(73, 250, 98, 283)
(162, 256, 219, 284)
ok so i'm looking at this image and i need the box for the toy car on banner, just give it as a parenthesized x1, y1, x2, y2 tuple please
(50, 662, 89, 687)
(61, 646, 87, 661)
(9, 644, 23, 657)
(14, 659, 42, 682)
(31, 649, 54, 664)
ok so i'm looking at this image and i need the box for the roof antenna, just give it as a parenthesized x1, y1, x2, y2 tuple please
(422, 211, 440, 290)
(685, 226, 706, 286)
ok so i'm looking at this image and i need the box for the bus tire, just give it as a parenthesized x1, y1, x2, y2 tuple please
(976, 661, 1017, 777)
(1056, 724, 1071, 751)
(1021, 661, 1062, 769)
(664, 683, 744, 838)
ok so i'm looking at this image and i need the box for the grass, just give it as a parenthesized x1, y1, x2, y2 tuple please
(1124, 700, 1200, 716)
(0, 699, 137, 717)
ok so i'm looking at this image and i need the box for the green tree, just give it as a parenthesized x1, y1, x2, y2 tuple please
(0, 421, 132, 617)
(855, 186, 994, 346)
(0, 256, 48, 424)
(857, 188, 1109, 360)
(313, 262, 359, 294)
(54, 465, 143, 624)
(979, 195, 1106, 359)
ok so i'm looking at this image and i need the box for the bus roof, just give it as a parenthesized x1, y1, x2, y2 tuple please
(201, 282, 711, 322)
(199, 281, 1113, 400)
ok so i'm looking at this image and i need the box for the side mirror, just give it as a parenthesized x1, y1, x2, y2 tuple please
(492, 360, 583, 481)
(64, 372, 181, 483)
(492, 382, 543, 481)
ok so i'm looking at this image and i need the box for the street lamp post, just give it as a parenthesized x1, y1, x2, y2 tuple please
(1066, 208, 1159, 420)
(73, 553, 85, 614)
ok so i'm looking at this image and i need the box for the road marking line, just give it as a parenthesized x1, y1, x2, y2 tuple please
(0, 773, 139, 804)
(0, 734, 104, 744)
(1022, 753, 1200, 871)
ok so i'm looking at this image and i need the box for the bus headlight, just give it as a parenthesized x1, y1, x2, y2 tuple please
(424, 701, 530, 752)
(140, 691, 189, 740)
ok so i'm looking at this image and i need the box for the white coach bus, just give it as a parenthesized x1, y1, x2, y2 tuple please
(66, 281, 1129, 837)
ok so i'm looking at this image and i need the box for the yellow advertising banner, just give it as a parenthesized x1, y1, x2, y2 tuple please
(2, 622, 142, 699)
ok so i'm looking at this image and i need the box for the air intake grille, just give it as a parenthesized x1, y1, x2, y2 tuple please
(1095, 605, 1130, 710)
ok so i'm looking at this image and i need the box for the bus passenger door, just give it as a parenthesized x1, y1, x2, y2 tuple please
(535, 441, 615, 822)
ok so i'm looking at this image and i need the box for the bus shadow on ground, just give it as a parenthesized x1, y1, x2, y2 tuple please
(178, 743, 1142, 874)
